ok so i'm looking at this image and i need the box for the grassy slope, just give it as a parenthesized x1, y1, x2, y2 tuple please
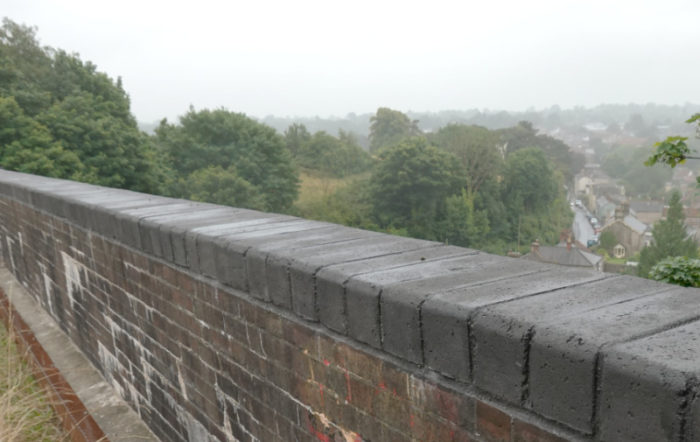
(0, 322, 66, 441)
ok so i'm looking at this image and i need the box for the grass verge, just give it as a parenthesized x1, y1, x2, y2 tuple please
(0, 316, 67, 441)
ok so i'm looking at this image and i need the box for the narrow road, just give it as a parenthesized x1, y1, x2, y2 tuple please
(572, 206, 595, 245)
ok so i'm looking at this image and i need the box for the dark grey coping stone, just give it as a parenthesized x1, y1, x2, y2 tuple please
(528, 287, 700, 433)
(264, 234, 431, 321)
(470, 275, 673, 421)
(598, 319, 700, 441)
(197, 218, 317, 289)
(244, 225, 367, 303)
(184, 214, 292, 273)
(342, 251, 487, 348)
(421, 267, 606, 382)
(381, 253, 549, 364)
(143, 209, 260, 260)
(314, 244, 464, 334)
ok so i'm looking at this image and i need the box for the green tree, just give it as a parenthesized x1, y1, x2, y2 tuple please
(0, 96, 84, 179)
(638, 191, 698, 277)
(283, 123, 311, 157)
(439, 189, 490, 247)
(369, 137, 461, 237)
(429, 124, 503, 197)
(497, 121, 583, 182)
(502, 148, 558, 213)
(501, 148, 564, 250)
(155, 108, 299, 212)
(369, 107, 421, 153)
(187, 166, 265, 209)
(0, 19, 162, 193)
(598, 230, 617, 254)
(293, 130, 371, 177)
(295, 178, 378, 231)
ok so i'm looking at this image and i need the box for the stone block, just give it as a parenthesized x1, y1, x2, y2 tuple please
(528, 286, 697, 432)
(183, 214, 282, 273)
(137, 205, 206, 258)
(598, 320, 700, 441)
(383, 255, 548, 364)
(315, 244, 461, 334)
(421, 267, 604, 382)
(279, 234, 428, 321)
(470, 276, 670, 407)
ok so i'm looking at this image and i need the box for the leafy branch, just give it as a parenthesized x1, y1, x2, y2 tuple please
(645, 114, 700, 168)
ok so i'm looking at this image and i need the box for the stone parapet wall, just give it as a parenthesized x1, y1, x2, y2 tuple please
(0, 169, 698, 441)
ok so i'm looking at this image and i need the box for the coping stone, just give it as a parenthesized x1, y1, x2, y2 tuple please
(198, 219, 313, 290)
(315, 244, 463, 334)
(278, 234, 430, 321)
(342, 251, 487, 349)
(528, 287, 699, 433)
(421, 267, 604, 382)
(380, 254, 545, 365)
(470, 276, 668, 406)
(184, 214, 288, 273)
(156, 207, 244, 266)
(598, 319, 700, 441)
(244, 225, 364, 302)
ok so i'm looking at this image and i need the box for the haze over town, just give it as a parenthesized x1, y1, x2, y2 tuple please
(5, 0, 700, 123)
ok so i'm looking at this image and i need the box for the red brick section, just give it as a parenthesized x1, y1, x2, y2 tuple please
(0, 196, 576, 442)
(0, 289, 107, 442)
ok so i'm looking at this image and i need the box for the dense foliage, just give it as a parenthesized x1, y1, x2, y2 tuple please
(298, 108, 574, 254)
(0, 19, 161, 192)
(154, 108, 299, 212)
(1, 20, 582, 256)
(649, 256, 700, 288)
(283, 124, 371, 177)
(638, 191, 697, 277)
(369, 107, 421, 153)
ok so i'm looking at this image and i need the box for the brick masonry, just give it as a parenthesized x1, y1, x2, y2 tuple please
(1, 170, 699, 441)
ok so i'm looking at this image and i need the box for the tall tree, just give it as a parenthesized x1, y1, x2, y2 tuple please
(369, 107, 421, 153)
(154, 108, 299, 212)
(283, 123, 311, 158)
(502, 147, 558, 213)
(498, 121, 582, 182)
(638, 191, 698, 277)
(429, 124, 503, 196)
(369, 137, 461, 237)
(291, 130, 371, 177)
(0, 19, 162, 193)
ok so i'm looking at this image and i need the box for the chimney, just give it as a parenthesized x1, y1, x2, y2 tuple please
(614, 205, 624, 220)
(531, 240, 540, 254)
(559, 230, 569, 243)
(566, 234, 573, 251)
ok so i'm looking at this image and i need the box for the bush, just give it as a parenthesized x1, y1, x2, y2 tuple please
(649, 256, 700, 287)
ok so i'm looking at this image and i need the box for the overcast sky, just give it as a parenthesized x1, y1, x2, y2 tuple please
(5, 0, 699, 123)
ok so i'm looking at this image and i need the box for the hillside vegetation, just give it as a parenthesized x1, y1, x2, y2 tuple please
(1, 19, 578, 254)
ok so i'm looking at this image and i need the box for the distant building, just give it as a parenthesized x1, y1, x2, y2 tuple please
(599, 203, 651, 258)
(595, 195, 616, 225)
(523, 239, 603, 271)
(629, 200, 664, 225)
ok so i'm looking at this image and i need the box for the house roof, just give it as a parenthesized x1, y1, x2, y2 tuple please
(630, 200, 663, 214)
(623, 215, 649, 234)
(523, 244, 602, 268)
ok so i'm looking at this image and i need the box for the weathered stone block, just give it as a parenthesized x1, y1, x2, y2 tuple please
(598, 320, 700, 441)
(422, 267, 604, 382)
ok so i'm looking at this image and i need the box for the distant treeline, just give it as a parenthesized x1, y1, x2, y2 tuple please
(251, 103, 700, 149)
